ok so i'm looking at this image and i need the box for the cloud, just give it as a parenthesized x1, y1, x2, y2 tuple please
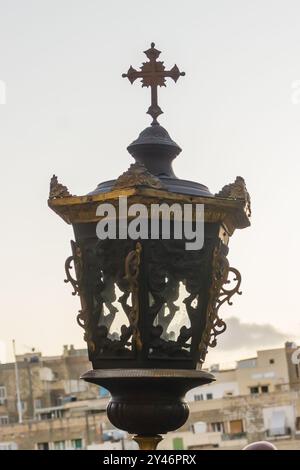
(217, 317, 292, 351)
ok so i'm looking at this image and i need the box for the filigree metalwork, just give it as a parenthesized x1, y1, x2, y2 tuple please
(49, 174, 73, 199)
(64, 238, 144, 360)
(146, 239, 215, 360)
(215, 176, 251, 217)
(64, 234, 242, 368)
(199, 243, 242, 363)
(113, 162, 164, 190)
(86, 240, 135, 358)
(122, 42, 185, 125)
(124, 242, 142, 350)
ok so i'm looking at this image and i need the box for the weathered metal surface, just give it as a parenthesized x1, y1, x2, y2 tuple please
(48, 185, 250, 235)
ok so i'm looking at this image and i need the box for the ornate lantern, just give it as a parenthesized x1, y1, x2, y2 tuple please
(48, 43, 250, 449)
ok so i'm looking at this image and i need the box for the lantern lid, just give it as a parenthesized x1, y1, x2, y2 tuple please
(89, 121, 212, 197)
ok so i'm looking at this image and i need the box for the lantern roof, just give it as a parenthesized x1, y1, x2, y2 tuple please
(48, 43, 251, 231)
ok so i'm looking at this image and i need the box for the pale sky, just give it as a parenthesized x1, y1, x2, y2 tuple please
(0, 0, 300, 365)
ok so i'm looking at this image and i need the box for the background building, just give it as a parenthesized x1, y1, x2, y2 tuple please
(0, 345, 108, 425)
(186, 342, 300, 402)
(1, 342, 300, 450)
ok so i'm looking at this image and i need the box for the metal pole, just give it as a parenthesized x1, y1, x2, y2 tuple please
(12, 339, 23, 424)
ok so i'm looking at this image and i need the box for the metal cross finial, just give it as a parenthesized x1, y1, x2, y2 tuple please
(122, 43, 185, 126)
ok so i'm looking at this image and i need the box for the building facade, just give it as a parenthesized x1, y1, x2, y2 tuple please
(1, 343, 300, 450)
(0, 345, 106, 426)
(187, 342, 300, 403)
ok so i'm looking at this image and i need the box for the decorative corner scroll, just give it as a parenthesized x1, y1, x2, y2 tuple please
(124, 242, 143, 350)
(199, 243, 242, 363)
(64, 240, 82, 295)
(49, 174, 73, 199)
(64, 240, 95, 352)
(113, 162, 165, 190)
(215, 176, 251, 217)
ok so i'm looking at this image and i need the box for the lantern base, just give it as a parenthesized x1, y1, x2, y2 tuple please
(81, 369, 214, 438)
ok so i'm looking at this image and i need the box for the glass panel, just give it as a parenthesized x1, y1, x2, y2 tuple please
(106, 286, 131, 340)
(97, 280, 133, 352)
(149, 278, 192, 357)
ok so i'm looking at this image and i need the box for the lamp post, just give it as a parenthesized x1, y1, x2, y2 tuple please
(48, 43, 250, 450)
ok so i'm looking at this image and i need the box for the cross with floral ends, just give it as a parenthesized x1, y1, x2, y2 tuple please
(122, 42, 185, 125)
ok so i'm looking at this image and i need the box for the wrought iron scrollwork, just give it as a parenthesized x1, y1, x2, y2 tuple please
(199, 243, 242, 363)
(76, 308, 86, 329)
(64, 241, 95, 350)
(64, 241, 82, 295)
(64, 257, 79, 296)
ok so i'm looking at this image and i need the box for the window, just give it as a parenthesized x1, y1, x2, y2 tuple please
(0, 386, 6, 405)
(34, 398, 43, 409)
(250, 386, 259, 394)
(71, 438, 82, 449)
(37, 442, 49, 450)
(54, 440, 65, 450)
(0, 416, 9, 425)
(39, 410, 63, 420)
(261, 385, 269, 393)
(192, 421, 206, 433)
(206, 393, 213, 400)
(230, 419, 244, 434)
(20, 400, 27, 411)
(269, 359, 275, 364)
(211, 422, 224, 433)
(0, 442, 17, 450)
(194, 394, 203, 401)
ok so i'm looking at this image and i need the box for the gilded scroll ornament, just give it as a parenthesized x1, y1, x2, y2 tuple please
(49, 174, 73, 199)
(215, 176, 251, 217)
(113, 162, 164, 190)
